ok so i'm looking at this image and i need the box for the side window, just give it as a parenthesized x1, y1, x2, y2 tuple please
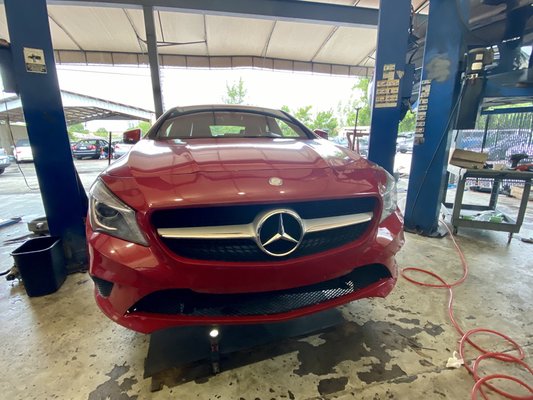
(277, 120, 300, 137)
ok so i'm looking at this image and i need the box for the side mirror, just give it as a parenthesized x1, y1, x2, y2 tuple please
(123, 128, 142, 144)
(314, 129, 329, 140)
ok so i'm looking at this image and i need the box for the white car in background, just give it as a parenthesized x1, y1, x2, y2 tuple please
(14, 139, 34, 162)
(112, 142, 134, 159)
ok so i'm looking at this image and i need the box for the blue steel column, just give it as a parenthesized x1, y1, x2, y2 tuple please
(404, 0, 466, 235)
(367, 0, 411, 174)
(4, 0, 87, 267)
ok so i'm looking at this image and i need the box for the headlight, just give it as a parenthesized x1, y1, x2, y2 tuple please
(89, 179, 149, 246)
(379, 170, 398, 223)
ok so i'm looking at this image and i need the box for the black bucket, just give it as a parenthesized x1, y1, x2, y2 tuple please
(11, 236, 66, 297)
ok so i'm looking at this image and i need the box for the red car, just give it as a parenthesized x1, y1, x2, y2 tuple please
(87, 105, 404, 333)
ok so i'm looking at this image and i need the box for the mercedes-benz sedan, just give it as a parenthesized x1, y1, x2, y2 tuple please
(87, 105, 404, 333)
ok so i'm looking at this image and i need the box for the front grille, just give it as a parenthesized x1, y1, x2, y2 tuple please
(153, 198, 377, 261)
(128, 264, 391, 317)
(161, 221, 371, 262)
(152, 198, 377, 228)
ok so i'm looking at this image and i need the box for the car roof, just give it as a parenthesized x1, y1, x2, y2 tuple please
(166, 104, 287, 118)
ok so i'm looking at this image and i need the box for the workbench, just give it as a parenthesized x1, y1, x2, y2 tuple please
(443, 166, 533, 243)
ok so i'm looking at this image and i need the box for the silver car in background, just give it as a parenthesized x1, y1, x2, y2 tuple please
(0, 148, 10, 174)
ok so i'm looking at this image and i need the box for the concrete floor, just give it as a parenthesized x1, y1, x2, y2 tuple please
(0, 159, 532, 399)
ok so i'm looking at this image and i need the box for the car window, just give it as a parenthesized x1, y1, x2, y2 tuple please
(156, 111, 308, 139)
(79, 140, 98, 145)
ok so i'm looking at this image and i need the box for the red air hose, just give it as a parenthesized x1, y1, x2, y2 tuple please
(400, 222, 533, 399)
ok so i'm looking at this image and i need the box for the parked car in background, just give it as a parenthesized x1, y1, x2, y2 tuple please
(112, 142, 135, 159)
(87, 105, 404, 333)
(398, 138, 414, 153)
(14, 139, 34, 162)
(357, 136, 369, 157)
(396, 133, 414, 153)
(331, 135, 369, 157)
(72, 139, 110, 160)
(0, 148, 11, 174)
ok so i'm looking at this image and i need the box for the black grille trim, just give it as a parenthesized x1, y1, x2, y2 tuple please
(161, 221, 371, 262)
(128, 264, 391, 317)
(151, 198, 378, 229)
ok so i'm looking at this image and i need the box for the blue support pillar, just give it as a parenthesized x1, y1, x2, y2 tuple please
(4, 0, 87, 268)
(404, 0, 466, 236)
(367, 0, 411, 174)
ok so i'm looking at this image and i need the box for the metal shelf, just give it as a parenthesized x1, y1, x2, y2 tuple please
(443, 166, 533, 243)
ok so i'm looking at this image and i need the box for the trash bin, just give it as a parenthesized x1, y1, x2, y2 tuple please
(11, 236, 66, 297)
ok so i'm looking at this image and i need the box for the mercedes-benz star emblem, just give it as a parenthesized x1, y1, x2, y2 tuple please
(269, 177, 283, 186)
(256, 209, 304, 257)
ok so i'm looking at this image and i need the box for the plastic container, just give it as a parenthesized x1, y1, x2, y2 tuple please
(11, 236, 66, 297)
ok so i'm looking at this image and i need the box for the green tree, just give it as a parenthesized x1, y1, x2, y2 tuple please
(68, 123, 88, 134)
(311, 110, 338, 134)
(127, 120, 152, 135)
(67, 123, 89, 140)
(293, 105, 313, 127)
(281, 105, 338, 135)
(92, 127, 110, 139)
(223, 77, 247, 104)
(337, 78, 371, 128)
(399, 110, 416, 132)
(137, 121, 151, 134)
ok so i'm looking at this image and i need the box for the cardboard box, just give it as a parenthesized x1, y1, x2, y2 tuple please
(510, 185, 533, 201)
(449, 149, 488, 169)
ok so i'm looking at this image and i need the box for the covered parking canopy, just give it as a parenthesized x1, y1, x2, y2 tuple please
(0, 0, 429, 77)
(0, 90, 153, 125)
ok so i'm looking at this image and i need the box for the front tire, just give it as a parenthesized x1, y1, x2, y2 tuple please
(0, 168, 4, 175)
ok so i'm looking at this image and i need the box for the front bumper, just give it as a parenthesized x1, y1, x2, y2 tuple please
(88, 210, 404, 333)
(15, 154, 33, 161)
(73, 150, 99, 158)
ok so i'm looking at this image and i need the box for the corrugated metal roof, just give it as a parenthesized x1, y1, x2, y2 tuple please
(0, 90, 153, 124)
(0, 1, 429, 76)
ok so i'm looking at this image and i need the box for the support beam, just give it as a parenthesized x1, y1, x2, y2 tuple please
(404, 0, 466, 236)
(4, 0, 88, 268)
(143, 5, 164, 118)
(49, 0, 380, 29)
(367, 0, 411, 174)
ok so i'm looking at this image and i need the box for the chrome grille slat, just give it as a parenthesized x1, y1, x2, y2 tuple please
(157, 211, 372, 239)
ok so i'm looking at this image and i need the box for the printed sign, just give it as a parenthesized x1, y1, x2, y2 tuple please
(375, 64, 401, 108)
(414, 80, 432, 143)
(24, 47, 47, 74)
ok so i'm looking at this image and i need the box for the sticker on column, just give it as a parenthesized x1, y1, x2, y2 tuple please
(23, 47, 47, 74)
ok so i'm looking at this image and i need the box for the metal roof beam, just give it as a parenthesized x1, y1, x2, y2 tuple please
(48, 0, 380, 28)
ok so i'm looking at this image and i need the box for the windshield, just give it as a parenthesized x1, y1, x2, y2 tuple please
(155, 111, 309, 140)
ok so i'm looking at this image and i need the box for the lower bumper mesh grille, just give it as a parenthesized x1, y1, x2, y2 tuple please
(128, 264, 391, 317)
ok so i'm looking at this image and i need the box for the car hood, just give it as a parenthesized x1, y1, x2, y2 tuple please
(105, 138, 369, 177)
(100, 138, 385, 211)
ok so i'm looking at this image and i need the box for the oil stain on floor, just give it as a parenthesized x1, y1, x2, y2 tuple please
(88, 363, 138, 400)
